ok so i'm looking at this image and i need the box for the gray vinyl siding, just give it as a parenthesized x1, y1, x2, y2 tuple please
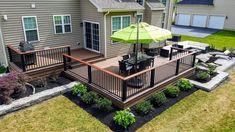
(79, 0, 105, 55)
(106, 12, 135, 58)
(0, 0, 81, 50)
(150, 11, 164, 27)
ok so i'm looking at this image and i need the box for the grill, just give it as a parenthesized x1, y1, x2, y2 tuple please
(18, 41, 36, 65)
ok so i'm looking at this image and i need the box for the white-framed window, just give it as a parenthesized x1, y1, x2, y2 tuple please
(136, 13, 143, 22)
(161, 12, 166, 28)
(22, 16, 40, 42)
(161, 0, 167, 6)
(111, 15, 131, 43)
(53, 15, 72, 34)
(136, 0, 145, 6)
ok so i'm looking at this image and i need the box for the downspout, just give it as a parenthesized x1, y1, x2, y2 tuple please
(0, 21, 8, 66)
(104, 11, 110, 58)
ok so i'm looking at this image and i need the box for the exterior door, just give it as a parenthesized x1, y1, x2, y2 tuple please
(177, 14, 191, 26)
(192, 15, 207, 28)
(208, 16, 225, 29)
(84, 21, 100, 52)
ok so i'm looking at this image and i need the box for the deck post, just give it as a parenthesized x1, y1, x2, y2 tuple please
(175, 59, 180, 75)
(169, 47, 173, 60)
(20, 54, 26, 72)
(67, 47, 71, 62)
(88, 65, 92, 83)
(192, 53, 196, 67)
(63, 55, 67, 71)
(7, 47, 13, 62)
(122, 80, 127, 101)
(150, 69, 155, 87)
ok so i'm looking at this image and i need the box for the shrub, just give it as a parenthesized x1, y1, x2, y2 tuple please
(71, 84, 87, 96)
(196, 71, 210, 81)
(150, 91, 167, 107)
(207, 64, 217, 75)
(0, 66, 7, 74)
(164, 85, 180, 98)
(81, 91, 98, 104)
(210, 44, 215, 50)
(135, 101, 153, 115)
(177, 78, 193, 91)
(222, 47, 227, 52)
(95, 97, 112, 112)
(113, 109, 135, 129)
(0, 72, 30, 104)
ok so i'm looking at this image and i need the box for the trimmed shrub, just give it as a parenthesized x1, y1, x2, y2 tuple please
(196, 71, 210, 81)
(177, 78, 193, 91)
(0, 66, 7, 74)
(207, 64, 217, 75)
(135, 101, 153, 115)
(95, 97, 112, 112)
(71, 84, 87, 96)
(164, 85, 180, 98)
(81, 91, 98, 104)
(150, 91, 167, 107)
(113, 109, 135, 129)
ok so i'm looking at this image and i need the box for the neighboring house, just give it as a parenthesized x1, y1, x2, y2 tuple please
(0, 0, 174, 66)
(175, 0, 235, 30)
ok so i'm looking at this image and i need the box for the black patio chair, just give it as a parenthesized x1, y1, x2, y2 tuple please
(129, 53, 135, 58)
(119, 61, 133, 75)
(122, 55, 130, 60)
(138, 60, 147, 71)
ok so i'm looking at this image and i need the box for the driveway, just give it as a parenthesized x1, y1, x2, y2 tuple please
(171, 25, 219, 38)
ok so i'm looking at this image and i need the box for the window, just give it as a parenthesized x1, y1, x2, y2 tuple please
(136, 13, 143, 22)
(22, 16, 39, 42)
(161, 0, 167, 6)
(53, 15, 72, 34)
(112, 16, 131, 43)
(161, 12, 166, 28)
(136, 0, 145, 6)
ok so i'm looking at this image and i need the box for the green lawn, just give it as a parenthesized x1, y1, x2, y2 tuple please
(181, 30, 235, 50)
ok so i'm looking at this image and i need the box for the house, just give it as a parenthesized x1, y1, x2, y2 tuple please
(0, 0, 174, 66)
(175, 0, 235, 30)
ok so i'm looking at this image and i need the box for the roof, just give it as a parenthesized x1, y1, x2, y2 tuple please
(146, 0, 165, 10)
(89, 0, 145, 12)
(177, 0, 214, 5)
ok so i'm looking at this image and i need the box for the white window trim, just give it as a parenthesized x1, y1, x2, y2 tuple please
(136, 13, 144, 22)
(136, 0, 145, 6)
(22, 16, 40, 42)
(111, 15, 131, 44)
(53, 14, 72, 34)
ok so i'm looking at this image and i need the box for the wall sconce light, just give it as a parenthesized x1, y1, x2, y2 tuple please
(80, 22, 83, 27)
(3, 15, 8, 21)
(31, 3, 36, 9)
(226, 16, 228, 19)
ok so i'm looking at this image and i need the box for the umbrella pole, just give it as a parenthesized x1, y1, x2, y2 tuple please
(135, 19, 140, 73)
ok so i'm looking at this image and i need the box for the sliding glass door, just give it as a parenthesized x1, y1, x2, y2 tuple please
(84, 21, 100, 52)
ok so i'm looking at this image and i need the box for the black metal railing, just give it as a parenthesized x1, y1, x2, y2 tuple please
(63, 51, 197, 101)
(8, 45, 71, 72)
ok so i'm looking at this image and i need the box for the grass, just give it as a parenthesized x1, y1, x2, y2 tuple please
(138, 70, 235, 132)
(181, 30, 235, 50)
(0, 96, 110, 132)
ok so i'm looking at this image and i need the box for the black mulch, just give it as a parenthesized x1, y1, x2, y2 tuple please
(63, 87, 198, 132)
(0, 76, 72, 105)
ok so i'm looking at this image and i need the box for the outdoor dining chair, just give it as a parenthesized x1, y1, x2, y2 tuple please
(119, 61, 133, 75)
(122, 55, 130, 60)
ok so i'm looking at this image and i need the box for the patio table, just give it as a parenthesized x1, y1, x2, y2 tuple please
(127, 54, 154, 65)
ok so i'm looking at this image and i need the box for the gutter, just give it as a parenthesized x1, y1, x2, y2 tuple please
(104, 11, 110, 58)
(0, 21, 8, 66)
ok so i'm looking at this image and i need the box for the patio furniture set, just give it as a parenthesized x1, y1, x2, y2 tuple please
(119, 52, 154, 75)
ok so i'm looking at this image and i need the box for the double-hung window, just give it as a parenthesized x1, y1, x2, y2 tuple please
(136, 13, 143, 22)
(22, 16, 39, 42)
(136, 0, 145, 6)
(112, 16, 131, 43)
(53, 15, 72, 34)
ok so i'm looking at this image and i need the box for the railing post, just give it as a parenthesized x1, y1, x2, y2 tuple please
(192, 53, 196, 67)
(63, 55, 67, 71)
(122, 80, 127, 101)
(88, 65, 92, 83)
(7, 47, 13, 62)
(169, 47, 173, 60)
(175, 59, 180, 75)
(20, 54, 26, 72)
(67, 47, 71, 62)
(150, 69, 155, 87)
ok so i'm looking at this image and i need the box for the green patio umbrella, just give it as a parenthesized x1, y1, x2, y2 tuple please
(111, 22, 172, 72)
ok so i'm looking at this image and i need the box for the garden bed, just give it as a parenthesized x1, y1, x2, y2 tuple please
(0, 76, 72, 105)
(64, 87, 198, 131)
(189, 72, 218, 83)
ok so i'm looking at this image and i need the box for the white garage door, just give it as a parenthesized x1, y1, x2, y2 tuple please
(192, 15, 207, 27)
(208, 16, 225, 29)
(177, 14, 191, 26)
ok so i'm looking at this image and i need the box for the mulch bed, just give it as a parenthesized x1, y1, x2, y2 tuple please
(0, 76, 72, 105)
(64, 87, 198, 132)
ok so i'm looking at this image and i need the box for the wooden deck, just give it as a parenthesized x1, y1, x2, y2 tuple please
(63, 51, 196, 108)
